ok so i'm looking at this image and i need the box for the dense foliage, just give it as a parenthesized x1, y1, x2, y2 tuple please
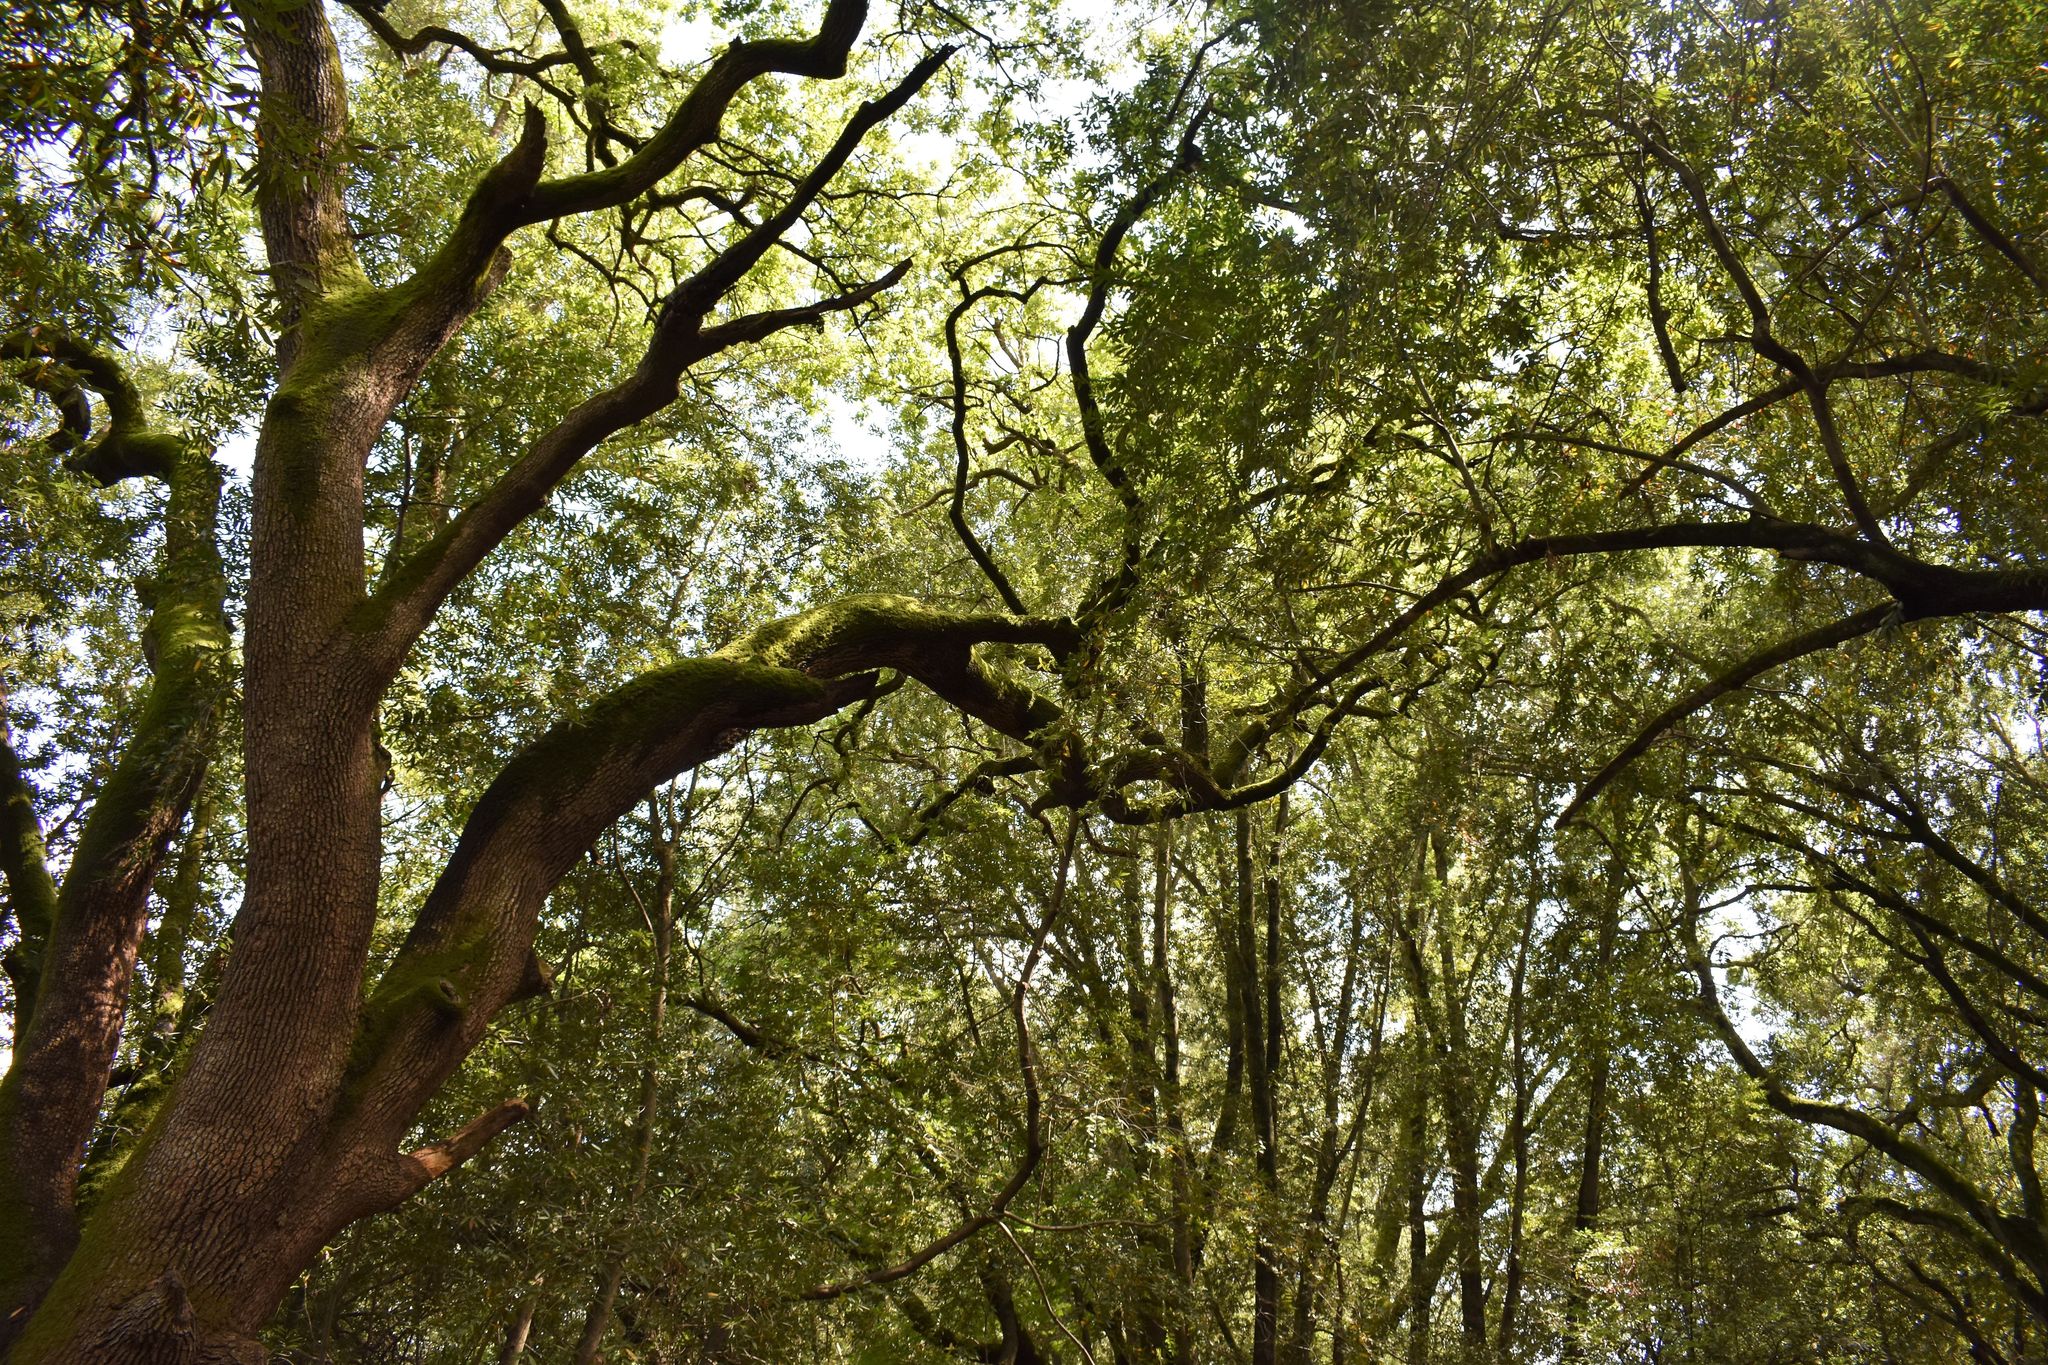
(4, 0, 2047, 1358)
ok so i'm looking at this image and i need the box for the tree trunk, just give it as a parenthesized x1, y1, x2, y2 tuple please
(1236, 810, 1282, 1365)
(1405, 1060, 1431, 1365)
(1496, 891, 1537, 1358)
(1562, 859, 1622, 1360)
(498, 1295, 538, 1365)
(573, 810, 678, 1364)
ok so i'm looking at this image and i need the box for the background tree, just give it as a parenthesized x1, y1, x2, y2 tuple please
(3, 0, 2046, 1357)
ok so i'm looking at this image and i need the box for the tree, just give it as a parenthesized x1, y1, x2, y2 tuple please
(3, 0, 2046, 1356)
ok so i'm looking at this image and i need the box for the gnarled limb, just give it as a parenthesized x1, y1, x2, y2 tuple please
(334, 0, 577, 83)
(363, 47, 954, 670)
(321, 597, 1073, 1235)
(0, 383, 229, 1342)
(393, 0, 878, 324)
(1, 330, 185, 483)
(1559, 602, 1896, 823)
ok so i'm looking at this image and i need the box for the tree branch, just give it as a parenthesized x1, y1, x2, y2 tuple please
(0, 695, 60, 1034)
(1625, 119, 1890, 546)
(1, 330, 184, 484)
(1682, 909, 2048, 1303)
(396, 1096, 532, 1191)
(1559, 603, 1896, 823)
(334, 0, 577, 83)
(330, 597, 1074, 1181)
(1928, 175, 2048, 296)
(364, 49, 952, 670)
(0, 426, 229, 1309)
(400, 0, 879, 309)
(1070, 108, 1207, 627)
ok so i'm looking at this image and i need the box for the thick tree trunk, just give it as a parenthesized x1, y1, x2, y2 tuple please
(0, 0, 1000, 1354)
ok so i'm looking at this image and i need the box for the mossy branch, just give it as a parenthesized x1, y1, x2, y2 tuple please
(0, 698, 60, 1033)
(362, 37, 953, 673)
(0, 429, 230, 1304)
(1, 330, 184, 485)
(331, 598, 1075, 1189)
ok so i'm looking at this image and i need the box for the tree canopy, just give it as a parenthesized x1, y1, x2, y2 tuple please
(3, 0, 2047, 1357)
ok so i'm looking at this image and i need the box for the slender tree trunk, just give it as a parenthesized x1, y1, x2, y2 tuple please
(1237, 810, 1283, 1365)
(574, 812, 678, 1364)
(1150, 825, 1200, 1365)
(1405, 1059, 1431, 1365)
(1435, 914, 1487, 1351)
(1286, 897, 1372, 1365)
(1562, 861, 1621, 1360)
(1496, 891, 1537, 1358)
(498, 1294, 539, 1365)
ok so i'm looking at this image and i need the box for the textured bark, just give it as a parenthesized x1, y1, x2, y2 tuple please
(0, 433, 228, 1348)
(0, 0, 1000, 1350)
(12, 0, 2043, 1354)
(0, 691, 60, 1040)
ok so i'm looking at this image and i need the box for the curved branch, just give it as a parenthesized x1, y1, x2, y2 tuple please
(0, 697, 59, 1034)
(0, 435, 228, 1316)
(1624, 119, 1890, 545)
(1559, 602, 1896, 823)
(1069, 108, 1207, 627)
(1, 330, 184, 484)
(328, 598, 1074, 1190)
(334, 0, 577, 81)
(1227, 516, 2048, 782)
(1632, 165, 1688, 397)
(1845, 1195, 2048, 1321)
(365, 49, 952, 670)
(406, 0, 878, 305)
(945, 279, 1040, 615)
(1683, 913, 2048, 1303)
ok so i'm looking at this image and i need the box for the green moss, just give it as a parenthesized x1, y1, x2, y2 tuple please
(499, 656, 827, 798)
(721, 593, 968, 669)
(285, 282, 412, 379)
